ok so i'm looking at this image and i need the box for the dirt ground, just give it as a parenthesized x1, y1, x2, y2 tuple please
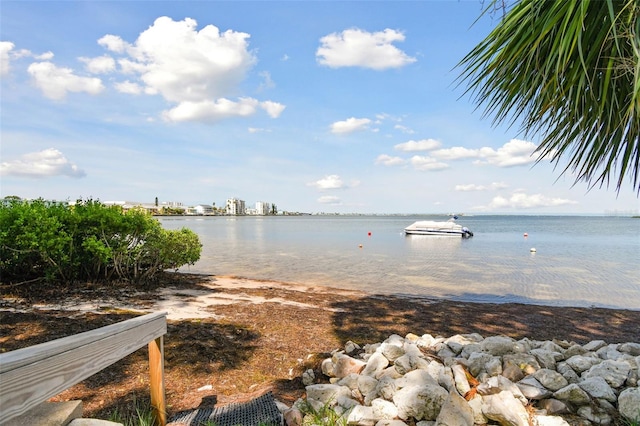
(1, 272, 639, 421)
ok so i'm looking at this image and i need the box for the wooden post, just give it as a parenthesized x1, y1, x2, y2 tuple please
(149, 336, 166, 426)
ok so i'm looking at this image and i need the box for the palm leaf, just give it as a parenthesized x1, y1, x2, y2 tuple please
(457, 0, 640, 193)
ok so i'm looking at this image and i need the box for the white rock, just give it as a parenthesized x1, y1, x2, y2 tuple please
(416, 334, 438, 349)
(531, 348, 558, 369)
(578, 376, 617, 402)
(466, 352, 493, 377)
(481, 390, 530, 426)
(396, 369, 439, 389)
(381, 342, 406, 362)
(582, 359, 631, 388)
(618, 387, 640, 421)
(516, 376, 552, 400)
(371, 398, 398, 420)
(375, 375, 398, 401)
(393, 384, 448, 421)
(321, 357, 335, 377)
(553, 383, 591, 405)
(362, 352, 390, 377)
(302, 369, 315, 386)
(337, 373, 359, 390)
(576, 405, 613, 426)
(556, 361, 580, 384)
(481, 335, 518, 356)
(394, 354, 417, 375)
(620, 343, 640, 356)
(583, 340, 608, 352)
(563, 344, 588, 358)
(537, 398, 571, 415)
(435, 391, 474, 426)
(451, 364, 471, 396)
(384, 334, 406, 347)
(375, 421, 408, 426)
(345, 340, 361, 354)
(333, 352, 367, 378)
(305, 384, 352, 407)
(358, 374, 379, 396)
(346, 405, 376, 425)
(477, 375, 527, 405)
(533, 415, 571, 426)
(565, 354, 600, 373)
(532, 368, 569, 391)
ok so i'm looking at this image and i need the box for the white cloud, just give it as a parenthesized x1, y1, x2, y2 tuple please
(258, 71, 275, 91)
(98, 34, 128, 53)
(431, 146, 479, 160)
(98, 16, 284, 123)
(486, 192, 578, 210)
(120, 17, 256, 103)
(409, 155, 449, 171)
(394, 124, 414, 134)
(27, 62, 105, 100)
(375, 154, 406, 166)
(35, 51, 54, 60)
(162, 97, 260, 123)
(0, 148, 86, 178)
(476, 139, 538, 167)
(318, 195, 342, 205)
(80, 55, 116, 74)
(0, 41, 14, 75)
(454, 182, 508, 191)
(248, 127, 271, 133)
(260, 100, 286, 118)
(316, 28, 416, 70)
(330, 117, 371, 134)
(429, 139, 538, 166)
(394, 138, 441, 152)
(309, 174, 345, 190)
(115, 80, 143, 94)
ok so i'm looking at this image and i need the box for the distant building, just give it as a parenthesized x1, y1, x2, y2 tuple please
(226, 198, 246, 215)
(103, 201, 160, 215)
(255, 201, 271, 216)
(188, 204, 214, 215)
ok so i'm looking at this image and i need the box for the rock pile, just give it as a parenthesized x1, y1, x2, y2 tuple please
(286, 333, 640, 426)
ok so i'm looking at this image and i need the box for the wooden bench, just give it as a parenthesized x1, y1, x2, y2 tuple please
(0, 312, 168, 426)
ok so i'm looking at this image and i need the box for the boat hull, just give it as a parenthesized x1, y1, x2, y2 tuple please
(404, 220, 473, 238)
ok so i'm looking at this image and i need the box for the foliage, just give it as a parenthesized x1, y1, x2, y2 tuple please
(458, 0, 640, 192)
(297, 399, 348, 426)
(0, 198, 202, 284)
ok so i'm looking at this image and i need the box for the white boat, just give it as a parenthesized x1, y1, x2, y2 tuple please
(404, 219, 473, 238)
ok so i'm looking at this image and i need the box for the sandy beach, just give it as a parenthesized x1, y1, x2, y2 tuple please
(1, 272, 639, 419)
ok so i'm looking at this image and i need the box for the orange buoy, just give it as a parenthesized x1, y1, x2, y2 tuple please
(368, 232, 372, 236)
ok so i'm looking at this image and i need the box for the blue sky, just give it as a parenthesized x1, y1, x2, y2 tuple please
(1, 1, 638, 215)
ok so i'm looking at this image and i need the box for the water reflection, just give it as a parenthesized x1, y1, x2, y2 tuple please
(404, 235, 462, 254)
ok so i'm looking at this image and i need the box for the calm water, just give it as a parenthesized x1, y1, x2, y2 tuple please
(159, 215, 640, 310)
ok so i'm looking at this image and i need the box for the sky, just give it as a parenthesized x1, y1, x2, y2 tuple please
(1, 1, 638, 215)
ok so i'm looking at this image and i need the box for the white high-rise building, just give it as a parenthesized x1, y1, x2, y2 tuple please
(226, 198, 246, 215)
(255, 201, 271, 215)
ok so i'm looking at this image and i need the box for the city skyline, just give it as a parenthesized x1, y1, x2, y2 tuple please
(1, 1, 638, 215)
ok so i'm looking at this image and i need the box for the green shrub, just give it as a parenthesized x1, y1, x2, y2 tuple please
(0, 198, 202, 284)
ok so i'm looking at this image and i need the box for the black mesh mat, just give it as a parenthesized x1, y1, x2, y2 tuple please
(168, 391, 283, 426)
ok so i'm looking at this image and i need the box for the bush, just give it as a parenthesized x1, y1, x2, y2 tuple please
(0, 198, 202, 284)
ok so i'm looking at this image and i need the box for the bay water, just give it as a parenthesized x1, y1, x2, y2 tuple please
(159, 215, 640, 311)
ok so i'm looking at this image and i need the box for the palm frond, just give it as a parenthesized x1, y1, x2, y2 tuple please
(457, 0, 640, 193)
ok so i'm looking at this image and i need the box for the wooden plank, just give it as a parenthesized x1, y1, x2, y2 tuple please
(0, 311, 167, 374)
(148, 336, 166, 426)
(0, 312, 167, 424)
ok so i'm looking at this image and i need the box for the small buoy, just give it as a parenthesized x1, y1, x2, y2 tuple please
(359, 244, 363, 248)
(524, 232, 528, 238)
(368, 232, 372, 236)
(530, 247, 536, 252)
